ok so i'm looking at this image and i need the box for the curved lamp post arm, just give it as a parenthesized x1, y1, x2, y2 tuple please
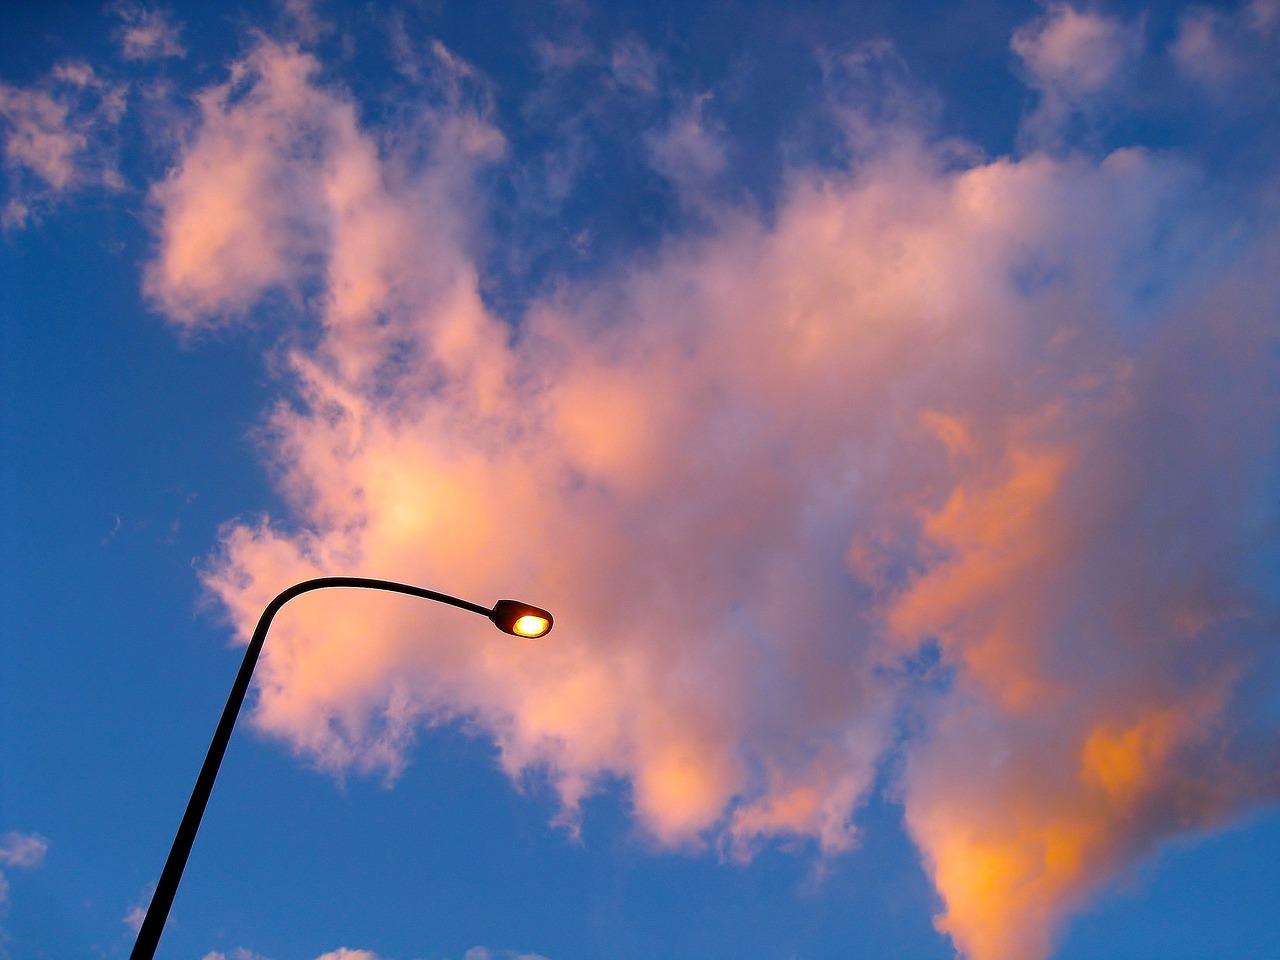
(129, 577, 551, 960)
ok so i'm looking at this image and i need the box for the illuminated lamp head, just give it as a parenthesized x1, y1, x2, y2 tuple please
(490, 599, 554, 638)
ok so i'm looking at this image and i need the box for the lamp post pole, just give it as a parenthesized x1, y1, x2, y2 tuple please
(129, 576, 552, 960)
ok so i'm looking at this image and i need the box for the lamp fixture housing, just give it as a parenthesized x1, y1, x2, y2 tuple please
(490, 599, 554, 637)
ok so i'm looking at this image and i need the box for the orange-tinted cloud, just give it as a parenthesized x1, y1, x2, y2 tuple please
(146, 27, 1280, 960)
(887, 238, 1280, 957)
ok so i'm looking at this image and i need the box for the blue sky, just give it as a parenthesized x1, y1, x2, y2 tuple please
(2, 2, 1280, 959)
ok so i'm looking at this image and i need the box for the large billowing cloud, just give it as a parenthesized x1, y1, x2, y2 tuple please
(143, 11, 1280, 960)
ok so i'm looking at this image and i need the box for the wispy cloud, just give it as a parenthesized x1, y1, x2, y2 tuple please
(1012, 4, 1144, 149)
(110, 2, 186, 61)
(0, 831, 48, 944)
(0, 834, 46, 871)
(1170, 0, 1280, 101)
(122, 879, 155, 934)
(200, 949, 274, 960)
(610, 37, 660, 96)
(130, 11, 1280, 960)
(202, 948, 505, 960)
(122, 903, 145, 933)
(465, 948, 548, 960)
(0, 63, 126, 226)
(646, 92, 727, 206)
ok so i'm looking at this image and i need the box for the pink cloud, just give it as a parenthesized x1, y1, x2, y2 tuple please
(1170, 0, 1280, 98)
(1013, 5, 1140, 96)
(0, 63, 125, 226)
(0, 831, 48, 913)
(145, 31, 1280, 960)
(144, 39, 502, 340)
(199, 950, 273, 960)
(1011, 5, 1144, 147)
(0, 833, 47, 870)
(111, 2, 186, 61)
(646, 93, 727, 208)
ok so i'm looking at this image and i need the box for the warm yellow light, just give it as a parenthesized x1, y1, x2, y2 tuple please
(511, 614, 551, 637)
(490, 598, 553, 637)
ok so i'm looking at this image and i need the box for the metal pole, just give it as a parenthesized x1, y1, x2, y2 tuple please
(129, 577, 495, 960)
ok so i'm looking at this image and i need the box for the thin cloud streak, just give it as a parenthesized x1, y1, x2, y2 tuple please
(138, 13, 1280, 960)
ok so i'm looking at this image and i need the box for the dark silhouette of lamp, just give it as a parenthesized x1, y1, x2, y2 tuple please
(129, 576, 553, 960)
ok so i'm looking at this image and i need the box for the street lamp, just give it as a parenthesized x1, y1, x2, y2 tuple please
(129, 576, 553, 960)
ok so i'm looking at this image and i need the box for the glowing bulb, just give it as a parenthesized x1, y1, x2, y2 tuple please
(490, 599, 554, 637)
(512, 614, 550, 638)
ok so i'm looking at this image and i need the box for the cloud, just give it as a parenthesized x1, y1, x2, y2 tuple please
(0, 831, 47, 926)
(143, 38, 503, 331)
(141, 41, 333, 325)
(200, 949, 273, 960)
(144, 20, 1280, 960)
(111, 2, 186, 61)
(0, 834, 46, 870)
(610, 37, 660, 96)
(464, 948, 548, 960)
(0, 63, 126, 226)
(122, 876, 159, 937)
(281, 0, 334, 47)
(1170, 0, 1280, 99)
(646, 93, 727, 205)
(207, 949, 528, 960)
(123, 903, 146, 932)
(1011, 4, 1144, 148)
(533, 34, 594, 74)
